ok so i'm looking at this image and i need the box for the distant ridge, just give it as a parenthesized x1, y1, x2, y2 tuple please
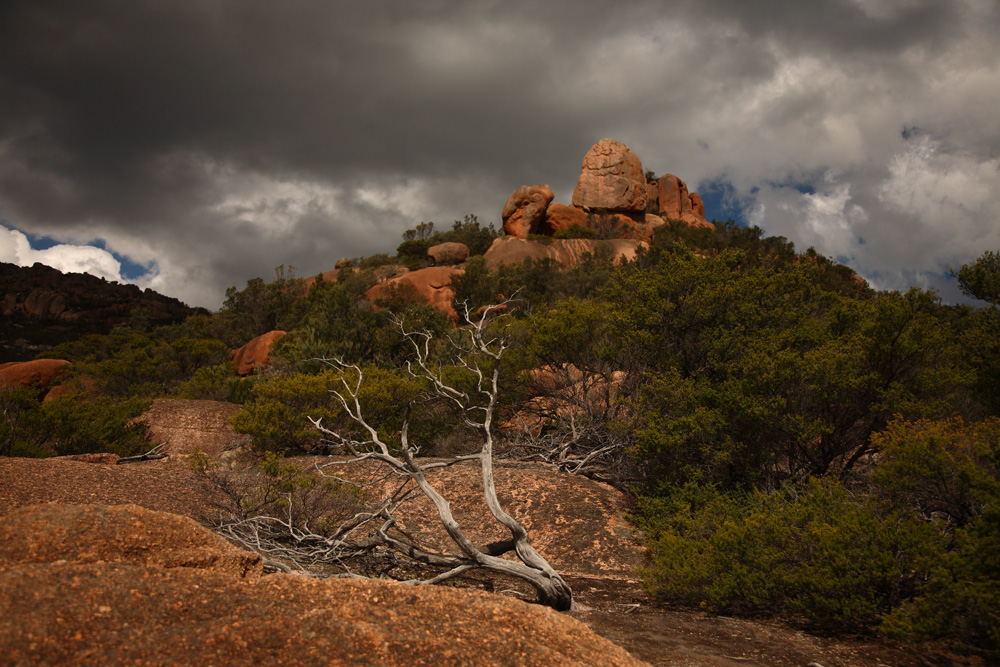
(0, 261, 206, 361)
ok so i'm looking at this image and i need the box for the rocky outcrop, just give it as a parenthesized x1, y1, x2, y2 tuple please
(0, 359, 71, 395)
(366, 266, 464, 324)
(572, 139, 647, 212)
(0, 503, 262, 579)
(427, 242, 470, 266)
(483, 237, 645, 271)
(0, 453, 642, 582)
(0, 563, 647, 666)
(502, 184, 555, 238)
(539, 202, 590, 235)
(630, 213, 668, 242)
(230, 330, 286, 376)
(657, 174, 712, 228)
(498, 141, 708, 245)
(23, 289, 67, 318)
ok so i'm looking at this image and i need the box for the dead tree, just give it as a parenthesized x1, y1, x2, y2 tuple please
(308, 300, 573, 610)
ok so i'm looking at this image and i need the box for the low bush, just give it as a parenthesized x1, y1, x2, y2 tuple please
(231, 366, 434, 454)
(635, 479, 942, 628)
(0, 386, 151, 458)
(553, 224, 596, 239)
(176, 363, 254, 403)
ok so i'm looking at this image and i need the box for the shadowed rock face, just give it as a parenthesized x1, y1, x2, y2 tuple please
(540, 202, 590, 235)
(138, 398, 245, 458)
(0, 503, 649, 666)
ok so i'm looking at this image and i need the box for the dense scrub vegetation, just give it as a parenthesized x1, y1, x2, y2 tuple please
(4, 214, 999, 655)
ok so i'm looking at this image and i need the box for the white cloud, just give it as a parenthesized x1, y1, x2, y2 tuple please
(0, 226, 125, 282)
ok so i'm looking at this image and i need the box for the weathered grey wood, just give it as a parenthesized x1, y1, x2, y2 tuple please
(309, 299, 573, 610)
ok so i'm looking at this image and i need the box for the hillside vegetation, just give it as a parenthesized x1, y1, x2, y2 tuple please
(3, 217, 999, 657)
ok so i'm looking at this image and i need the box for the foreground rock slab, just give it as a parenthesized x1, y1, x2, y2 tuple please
(0, 503, 261, 579)
(0, 503, 648, 667)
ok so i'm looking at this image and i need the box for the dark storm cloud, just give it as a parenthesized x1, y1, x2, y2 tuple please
(1, 0, 998, 306)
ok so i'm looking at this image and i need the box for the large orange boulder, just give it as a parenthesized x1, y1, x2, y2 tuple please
(427, 242, 470, 266)
(572, 139, 647, 212)
(366, 266, 464, 324)
(0, 359, 71, 394)
(657, 174, 712, 228)
(539, 202, 590, 235)
(230, 330, 286, 376)
(502, 184, 555, 238)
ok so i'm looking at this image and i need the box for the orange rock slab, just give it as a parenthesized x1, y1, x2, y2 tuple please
(0, 359, 71, 394)
(366, 266, 465, 324)
(230, 330, 286, 376)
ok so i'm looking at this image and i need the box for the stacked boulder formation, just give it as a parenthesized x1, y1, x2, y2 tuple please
(303, 139, 711, 325)
(501, 138, 712, 240)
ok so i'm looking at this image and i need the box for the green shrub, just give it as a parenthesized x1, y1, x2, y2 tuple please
(231, 366, 431, 453)
(635, 479, 942, 628)
(43, 392, 152, 457)
(176, 363, 254, 403)
(357, 253, 394, 269)
(0, 385, 47, 457)
(882, 502, 1000, 656)
(396, 239, 431, 270)
(553, 224, 596, 239)
(873, 417, 1000, 527)
(873, 417, 1000, 655)
(1, 386, 151, 458)
(231, 370, 339, 452)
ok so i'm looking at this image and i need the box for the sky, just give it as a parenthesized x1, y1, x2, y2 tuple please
(1, 0, 998, 309)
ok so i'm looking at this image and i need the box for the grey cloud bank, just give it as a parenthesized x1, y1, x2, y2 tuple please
(1, 0, 997, 308)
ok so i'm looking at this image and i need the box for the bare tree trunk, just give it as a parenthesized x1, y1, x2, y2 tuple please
(306, 299, 573, 610)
